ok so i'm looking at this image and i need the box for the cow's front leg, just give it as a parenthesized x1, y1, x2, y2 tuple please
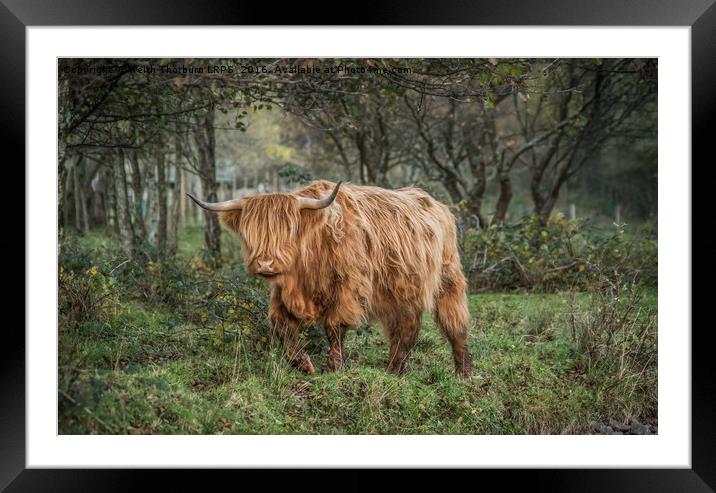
(269, 289, 315, 375)
(322, 286, 363, 372)
(324, 323, 348, 372)
(385, 310, 421, 375)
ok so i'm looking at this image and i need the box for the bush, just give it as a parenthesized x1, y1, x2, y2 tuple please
(567, 263, 657, 421)
(59, 232, 272, 354)
(59, 264, 119, 328)
(460, 214, 657, 292)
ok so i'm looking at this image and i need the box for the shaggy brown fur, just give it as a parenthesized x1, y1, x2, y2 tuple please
(218, 180, 473, 377)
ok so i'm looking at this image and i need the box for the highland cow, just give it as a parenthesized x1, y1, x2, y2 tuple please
(188, 180, 473, 377)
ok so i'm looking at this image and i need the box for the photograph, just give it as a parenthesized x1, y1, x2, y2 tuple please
(57, 57, 659, 436)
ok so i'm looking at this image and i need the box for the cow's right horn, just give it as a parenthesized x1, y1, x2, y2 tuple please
(298, 181, 342, 210)
(187, 194, 244, 212)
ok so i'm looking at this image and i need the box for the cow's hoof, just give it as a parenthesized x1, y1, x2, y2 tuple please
(325, 357, 346, 373)
(292, 356, 316, 375)
(303, 362, 316, 375)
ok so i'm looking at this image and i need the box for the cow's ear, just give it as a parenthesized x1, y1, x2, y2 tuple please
(219, 210, 242, 233)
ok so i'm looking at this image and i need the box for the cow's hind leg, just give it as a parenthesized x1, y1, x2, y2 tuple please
(434, 274, 473, 378)
(385, 310, 422, 375)
(324, 323, 348, 372)
(269, 289, 315, 375)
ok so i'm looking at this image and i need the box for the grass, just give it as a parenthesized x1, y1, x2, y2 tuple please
(58, 292, 657, 435)
(58, 228, 657, 435)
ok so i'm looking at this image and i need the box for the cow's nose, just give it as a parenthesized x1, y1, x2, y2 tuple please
(257, 258, 274, 271)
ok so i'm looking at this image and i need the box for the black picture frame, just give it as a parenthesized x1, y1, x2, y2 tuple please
(4, 1, 712, 490)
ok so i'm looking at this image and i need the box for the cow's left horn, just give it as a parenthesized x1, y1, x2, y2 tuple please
(298, 181, 342, 210)
(187, 193, 244, 212)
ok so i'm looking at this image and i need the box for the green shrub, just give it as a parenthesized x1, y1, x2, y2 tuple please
(59, 264, 120, 328)
(566, 267, 657, 421)
(460, 215, 657, 292)
(59, 232, 272, 356)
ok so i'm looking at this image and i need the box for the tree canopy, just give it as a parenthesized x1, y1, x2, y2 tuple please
(58, 57, 657, 261)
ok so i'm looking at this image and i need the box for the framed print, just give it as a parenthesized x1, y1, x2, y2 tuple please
(5, 0, 713, 490)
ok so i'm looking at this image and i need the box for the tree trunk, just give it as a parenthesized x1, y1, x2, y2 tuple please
(58, 155, 69, 233)
(189, 174, 199, 224)
(195, 107, 221, 264)
(180, 167, 187, 225)
(537, 165, 570, 225)
(90, 168, 108, 227)
(92, 189, 106, 228)
(355, 132, 369, 185)
(530, 172, 546, 221)
(443, 179, 464, 205)
(72, 163, 82, 232)
(492, 174, 513, 225)
(168, 133, 183, 257)
(63, 169, 72, 231)
(465, 160, 487, 228)
(466, 198, 487, 229)
(128, 150, 146, 240)
(145, 154, 159, 250)
(156, 137, 167, 259)
(79, 177, 90, 233)
(113, 150, 135, 259)
(108, 169, 119, 236)
(539, 195, 558, 225)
